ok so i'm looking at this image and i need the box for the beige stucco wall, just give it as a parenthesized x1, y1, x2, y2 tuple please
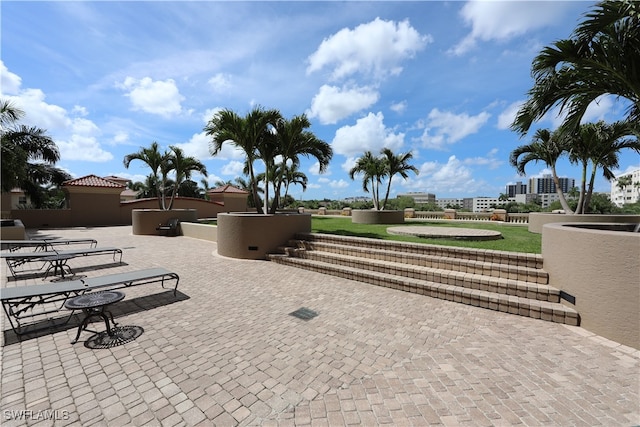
(217, 213, 311, 259)
(530, 212, 640, 234)
(542, 222, 640, 349)
(0, 219, 25, 240)
(180, 222, 217, 242)
(131, 209, 198, 235)
(352, 210, 405, 224)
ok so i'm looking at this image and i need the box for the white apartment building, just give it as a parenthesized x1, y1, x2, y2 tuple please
(397, 192, 436, 204)
(610, 168, 640, 206)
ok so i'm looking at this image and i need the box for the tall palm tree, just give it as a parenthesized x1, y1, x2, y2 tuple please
(512, 0, 640, 136)
(123, 141, 170, 209)
(380, 148, 418, 211)
(166, 145, 208, 209)
(562, 121, 640, 213)
(1, 99, 71, 207)
(205, 107, 281, 214)
(509, 128, 574, 213)
(349, 151, 386, 210)
(270, 114, 332, 213)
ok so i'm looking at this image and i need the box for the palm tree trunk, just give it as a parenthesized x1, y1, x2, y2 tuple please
(551, 165, 574, 214)
(575, 163, 588, 214)
(248, 165, 263, 214)
(381, 178, 393, 211)
(584, 166, 597, 214)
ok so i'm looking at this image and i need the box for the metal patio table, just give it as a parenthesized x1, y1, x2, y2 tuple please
(64, 290, 125, 344)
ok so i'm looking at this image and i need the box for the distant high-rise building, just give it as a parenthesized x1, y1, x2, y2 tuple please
(529, 175, 575, 194)
(506, 181, 527, 197)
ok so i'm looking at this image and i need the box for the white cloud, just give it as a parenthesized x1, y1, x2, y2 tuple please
(208, 73, 232, 92)
(309, 161, 331, 176)
(306, 18, 431, 82)
(307, 84, 379, 125)
(405, 155, 484, 195)
(332, 112, 405, 158)
(118, 76, 185, 117)
(7, 87, 113, 162)
(329, 179, 349, 189)
(497, 100, 524, 130)
(390, 100, 407, 114)
(173, 132, 213, 161)
(0, 61, 21, 95)
(419, 108, 490, 149)
(462, 148, 502, 170)
(450, 1, 574, 55)
(221, 160, 245, 176)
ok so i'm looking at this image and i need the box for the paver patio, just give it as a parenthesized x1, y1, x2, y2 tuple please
(1, 225, 638, 426)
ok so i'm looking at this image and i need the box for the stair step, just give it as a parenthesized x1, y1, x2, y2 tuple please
(267, 254, 578, 326)
(296, 232, 544, 269)
(286, 249, 558, 302)
(289, 239, 548, 284)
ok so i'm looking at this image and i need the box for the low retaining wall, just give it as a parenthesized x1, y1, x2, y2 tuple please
(352, 210, 404, 224)
(181, 222, 217, 242)
(542, 222, 640, 349)
(217, 213, 311, 259)
(0, 219, 25, 240)
(131, 209, 198, 235)
(529, 212, 640, 234)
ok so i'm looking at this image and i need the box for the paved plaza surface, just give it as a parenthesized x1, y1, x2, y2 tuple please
(1, 226, 638, 426)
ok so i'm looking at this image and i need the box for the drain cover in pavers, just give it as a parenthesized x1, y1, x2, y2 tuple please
(289, 307, 318, 320)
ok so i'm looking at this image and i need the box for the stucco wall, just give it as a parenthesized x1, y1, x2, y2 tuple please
(181, 222, 217, 242)
(217, 213, 311, 259)
(529, 212, 640, 234)
(542, 222, 640, 349)
(352, 210, 405, 224)
(131, 209, 198, 235)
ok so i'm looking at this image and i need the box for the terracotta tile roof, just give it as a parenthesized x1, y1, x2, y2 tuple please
(63, 174, 126, 188)
(208, 184, 248, 194)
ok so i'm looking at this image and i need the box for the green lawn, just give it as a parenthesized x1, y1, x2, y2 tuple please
(311, 216, 541, 254)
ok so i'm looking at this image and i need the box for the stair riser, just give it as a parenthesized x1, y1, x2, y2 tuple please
(296, 233, 544, 269)
(295, 250, 558, 302)
(294, 241, 548, 284)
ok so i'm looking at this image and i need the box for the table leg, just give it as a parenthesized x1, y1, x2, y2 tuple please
(71, 307, 115, 344)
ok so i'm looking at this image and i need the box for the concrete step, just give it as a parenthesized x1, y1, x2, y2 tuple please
(288, 239, 548, 285)
(281, 247, 558, 302)
(267, 254, 578, 326)
(295, 232, 544, 269)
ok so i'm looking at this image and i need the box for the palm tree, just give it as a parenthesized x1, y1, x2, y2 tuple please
(512, 1, 640, 136)
(166, 146, 208, 209)
(123, 142, 170, 209)
(280, 162, 308, 204)
(380, 148, 418, 211)
(1, 99, 71, 207)
(509, 129, 574, 213)
(272, 114, 332, 212)
(562, 121, 640, 213)
(205, 106, 282, 214)
(349, 151, 386, 210)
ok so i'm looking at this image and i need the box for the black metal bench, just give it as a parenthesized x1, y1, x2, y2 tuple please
(156, 218, 180, 237)
(1, 267, 180, 335)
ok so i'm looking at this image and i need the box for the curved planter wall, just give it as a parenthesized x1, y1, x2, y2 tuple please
(131, 209, 198, 235)
(542, 222, 640, 349)
(352, 210, 405, 224)
(529, 212, 640, 234)
(217, 213, 311, 259)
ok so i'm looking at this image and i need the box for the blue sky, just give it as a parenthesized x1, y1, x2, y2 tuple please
(2, 1, 638, 201)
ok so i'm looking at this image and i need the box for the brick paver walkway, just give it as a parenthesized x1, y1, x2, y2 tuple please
(1, 226, 638, 426)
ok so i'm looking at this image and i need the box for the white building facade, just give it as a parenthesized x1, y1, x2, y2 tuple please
(610, 168, 640, 207)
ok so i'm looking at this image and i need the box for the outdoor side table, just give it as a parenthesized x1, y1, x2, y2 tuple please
(64, 290, 125, 344)
(42, 254, 75, 280)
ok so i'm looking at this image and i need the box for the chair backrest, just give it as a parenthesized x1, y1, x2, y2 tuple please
(168, 218, 180, 229)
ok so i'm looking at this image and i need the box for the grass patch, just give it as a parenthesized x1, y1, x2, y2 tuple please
(311, 216, 541, 254)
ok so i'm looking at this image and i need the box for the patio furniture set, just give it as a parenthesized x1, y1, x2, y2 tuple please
(0, 237, 180, 343)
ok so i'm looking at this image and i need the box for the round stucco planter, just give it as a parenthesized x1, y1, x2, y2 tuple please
(529, 212, 640, 234)
(217, 212, 311, 259)
(542, 222, 640, 349)
(351, 210, 405, 224)
(131, 209, 197, 235)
